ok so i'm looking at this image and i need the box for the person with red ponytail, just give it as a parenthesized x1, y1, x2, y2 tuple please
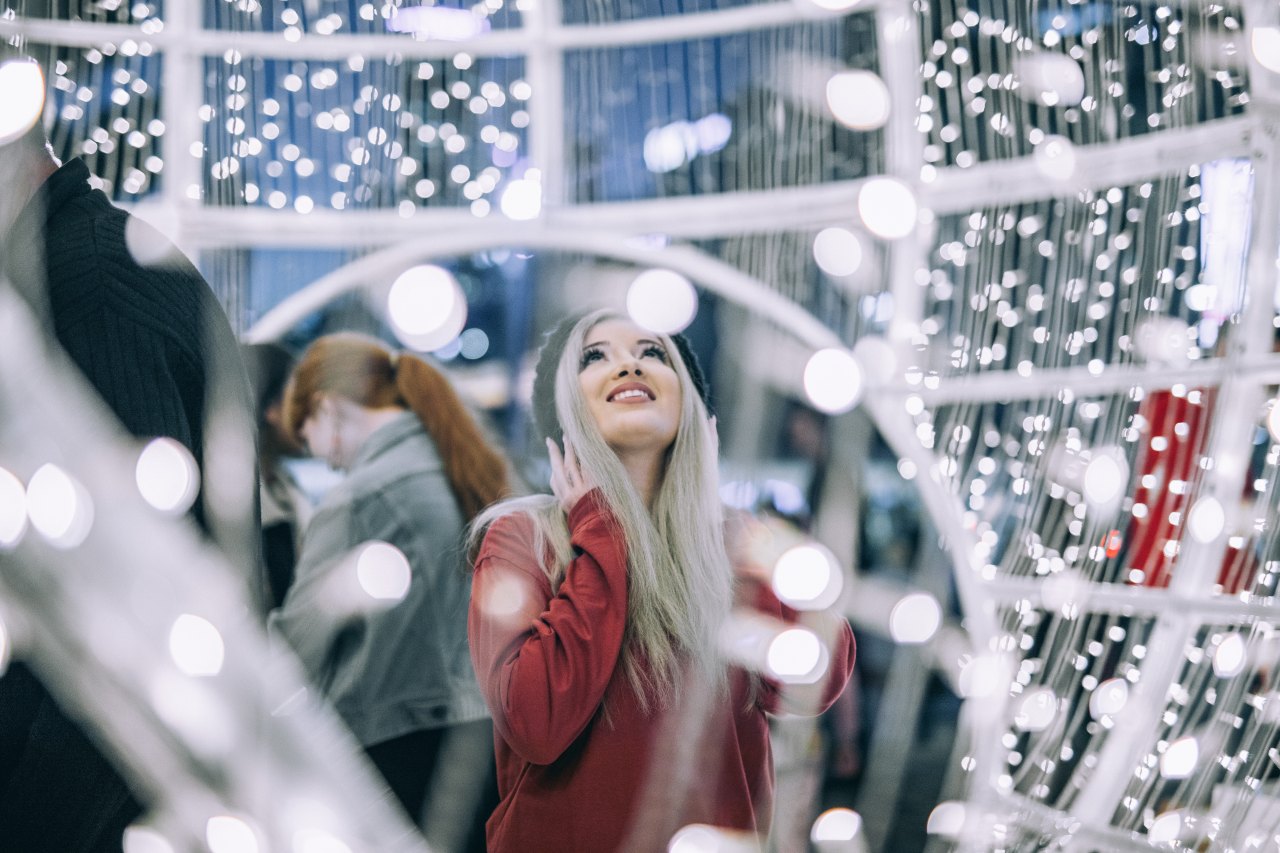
(271, 332, 512, 851)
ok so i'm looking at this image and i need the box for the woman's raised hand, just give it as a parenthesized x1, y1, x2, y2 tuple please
(547, 437, 595, 511)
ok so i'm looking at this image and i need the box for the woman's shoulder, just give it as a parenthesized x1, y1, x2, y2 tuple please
(475, 496, 558, 564)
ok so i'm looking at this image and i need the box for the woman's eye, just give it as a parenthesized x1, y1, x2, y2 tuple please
(642, 345, 668, 362)
(579, 348, 604, 369)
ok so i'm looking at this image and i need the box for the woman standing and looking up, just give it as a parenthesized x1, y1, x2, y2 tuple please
(469, 310, 856, 852)
(271, 332, 509, 851)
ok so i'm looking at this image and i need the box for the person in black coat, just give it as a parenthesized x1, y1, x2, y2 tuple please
(0, 119, 255, 851)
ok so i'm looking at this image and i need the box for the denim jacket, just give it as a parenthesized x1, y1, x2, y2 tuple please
(270, 411, 488, 746)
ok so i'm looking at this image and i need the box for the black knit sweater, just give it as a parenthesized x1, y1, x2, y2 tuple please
(0, 159, 251, 853)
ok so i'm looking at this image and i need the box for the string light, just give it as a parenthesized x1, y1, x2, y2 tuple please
(626, 269, 699, 334)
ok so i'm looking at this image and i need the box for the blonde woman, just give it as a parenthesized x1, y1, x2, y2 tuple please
(469, 310, 855, 852)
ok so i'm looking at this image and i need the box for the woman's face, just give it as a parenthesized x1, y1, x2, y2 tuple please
(300, 395, 353, 470)
(576, 318, 683, 456)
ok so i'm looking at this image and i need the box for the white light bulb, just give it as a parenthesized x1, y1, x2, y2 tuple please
(812, 227, 864, 277)
(626, 269, 698, 334)
(206, 816, 260, 853)
(772, 543, 842, 610)
(958, 653, 1006, 698)
(1252, 27, 1280, 74)
(1013, 53, 1086, 106)
(803, 348, 863, 414)
(1160, 736, 1199, 779)
(169, 614, 225, 677)
(1187, 497, 1226, 543)
(1213, 633, 1247, 678)
(1148, 810, 1184, 845)
(825, 70, 891, 131)
(0, 60, 45, 146)
(26, 464, 93, 548)
(500, 178, 541, 220)
(1089, 677, 1129, 719)
(136, 438, 200, 515)
(857, 178, 917, 240)
(0, 466, 27, 547)
(1033, 135, 1077, 181)
(811, 808, 862, 842)
(766, 627, 826, 682)
(356, 541, 412, 601)
(1082, 450, 1127, 508)
(1013, 688, 1058, 732)
(889, 592, 941, 644)
(926, 802, 966, 837)
(123, 826, 175, 853)
(387, 265, 467, 351)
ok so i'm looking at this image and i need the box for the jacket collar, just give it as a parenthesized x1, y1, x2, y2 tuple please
(351, 410, 428, 469)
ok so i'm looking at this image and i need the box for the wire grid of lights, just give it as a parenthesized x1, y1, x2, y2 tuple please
(4, 0, 1280, 851)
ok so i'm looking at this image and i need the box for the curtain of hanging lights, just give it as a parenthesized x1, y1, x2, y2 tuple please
(3, 0, 1280, 850)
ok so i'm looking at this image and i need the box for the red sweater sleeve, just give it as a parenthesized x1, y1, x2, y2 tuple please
(746, 578, 856, 716)
(469, 492, 628, 765)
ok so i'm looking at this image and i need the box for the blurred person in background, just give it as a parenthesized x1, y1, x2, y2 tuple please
(241, 341, 312, 610)
(468, 310, 856, 852)
(0, 76, 254, 853)
(271, 332, 509, 851)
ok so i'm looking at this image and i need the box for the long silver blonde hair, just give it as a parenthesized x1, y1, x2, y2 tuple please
(471, 310, 734, 708)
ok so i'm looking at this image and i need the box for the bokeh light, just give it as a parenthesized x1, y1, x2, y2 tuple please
(1033, 135, 1077, 182)
(292, 828, 354, 853)
(1187, 497, 1226, 544)
(1081, 450, 1128, 509)
(500, 178, 542, 220)
(810, 808, 862, 842)
(1148, 810, 1185, 845)
(1252, 27, 1280, 73)
(0, 466, 27, 547)
(825, 71, 891, 131)
(0, 59, 45, 146)
(857, 178, 918, 240)
(889, 592, 941, 644)
(812, 227, 864, 278)
(765, 627, 826, 682)
(803, 348, 863, 414)
(136, 438, 200, 516)
(355, 541, 412, 602)
(926, 802, 966, 837)
(386, 265, 468, 352)
(1013, 687, 1058, 732)
(626, 269, 698, 334)
(122, 825, 175, 853)
(1089, 677, 1129, 719)
(26, 463, 93, 548)
(169, 614, 226, 677)
(771, 542, 843, 610)
(1013, 53, 1086, 107)
(206, 815, 260, 853)
(1212, 633, 1247, 678)
(1160, 736, 1199, 779)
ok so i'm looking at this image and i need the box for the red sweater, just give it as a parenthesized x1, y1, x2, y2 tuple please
(469, 492, 856, 853)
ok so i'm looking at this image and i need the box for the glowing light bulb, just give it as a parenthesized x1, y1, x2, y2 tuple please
(825, 71, 891, 131)
(1252, 27, 1280, 73)
(500, 178, 541, 220)
(1082, 450, 1128, 508)
(1033, 135, 1077, 182)
(812, 227, 864, 277)
(772, 543, 842, 610)
(1160, 736, 1199, 779)
(766, 627, 826, 682)
(1089, 677, 1129, 719)
(0, 60, 45, 146)
(123, 826, 175, 853)
(169, 614, 225, 677)
(857, 178, 917, 240)
(136, 438, 200, 515)
(1013, 53, 1085, 106)
(1013, 688, 1058, 732)
(356, 541, 412, 601)
(1148, 810, 1184, 845)
(803, 348, 863, 414)
(926, 802, 966, 837)
(626, 269, 698, 334)
(0, 466, 27, 547)
(889, 592, 940, 644)
(1213, 633, 1247, 678)
(206, 816, 260, 853)
(26, 464, 93, 548)
(1187, 497, 1226, 543)
(387, 265, 467, 351)
(811, 808, 862, 842)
